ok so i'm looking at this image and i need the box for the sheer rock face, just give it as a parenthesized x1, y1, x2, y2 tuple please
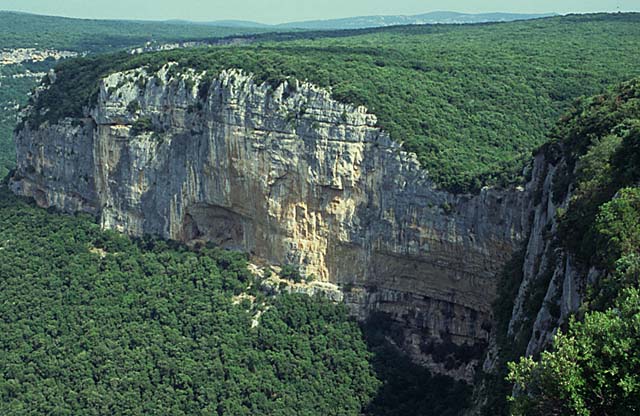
(473, 147, 601, 415)
(501, 148, 600, 360)
(11, 65, 529, 379)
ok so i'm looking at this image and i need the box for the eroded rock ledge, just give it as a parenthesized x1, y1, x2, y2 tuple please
(11, 65, 529, 379)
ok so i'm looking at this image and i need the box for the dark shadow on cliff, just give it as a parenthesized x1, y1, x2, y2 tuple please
(361, 312, 472, 416)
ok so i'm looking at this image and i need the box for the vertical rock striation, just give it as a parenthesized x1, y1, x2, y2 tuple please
(502, 144, 600, 359)
(11, 65, 529, 379)
(471, 142, 603, 414)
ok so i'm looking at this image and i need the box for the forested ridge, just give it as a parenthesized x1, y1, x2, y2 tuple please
(25, 13, 640, 192)
(0, 185, 469, 415)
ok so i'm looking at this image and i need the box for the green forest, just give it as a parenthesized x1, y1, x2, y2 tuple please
(25, 13, 640, 192)
(0, 185, 469, 415)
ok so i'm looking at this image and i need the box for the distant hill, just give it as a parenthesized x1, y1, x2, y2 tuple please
(277, 11, 557, 30)
(0, 11, 275, 52)
(168, 19, 273, 29)
(191, 11, 557, 30)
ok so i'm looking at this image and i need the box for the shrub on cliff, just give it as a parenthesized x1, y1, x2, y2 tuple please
(130, 116, 154, 136)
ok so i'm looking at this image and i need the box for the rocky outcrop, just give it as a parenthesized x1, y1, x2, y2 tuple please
(503, 146, 601, 359)
(469, 142, 604, 414)
(11, 64, 529, 380)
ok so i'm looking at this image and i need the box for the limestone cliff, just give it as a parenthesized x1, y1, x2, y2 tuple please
(11, 64, 529, 380)
(504, 142, 600, 359)
(471, 140, 602, 414)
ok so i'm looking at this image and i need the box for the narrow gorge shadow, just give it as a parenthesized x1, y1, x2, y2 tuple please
(361, 312, 472, 416)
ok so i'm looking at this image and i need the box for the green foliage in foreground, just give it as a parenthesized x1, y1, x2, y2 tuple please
(27, 13, 640, 192)
(0, 186, 471, 415)
(0, 187, 379, 415)
(508, 266, 640, 416)
(506, 79, 640, 415)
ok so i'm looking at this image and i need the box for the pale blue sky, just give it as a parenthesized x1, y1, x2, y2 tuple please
(0, 0, 637, 24)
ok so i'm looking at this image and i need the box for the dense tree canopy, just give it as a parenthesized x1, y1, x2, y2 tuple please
(0, 186, 379, 414)
(2, 12, 640, 415)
